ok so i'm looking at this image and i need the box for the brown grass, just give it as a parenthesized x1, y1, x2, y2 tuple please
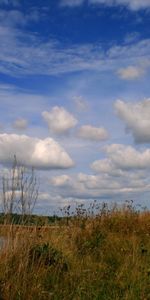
(0, 204, 150, 299)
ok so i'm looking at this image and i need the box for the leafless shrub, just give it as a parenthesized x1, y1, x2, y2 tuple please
(1, 156, 39, 218)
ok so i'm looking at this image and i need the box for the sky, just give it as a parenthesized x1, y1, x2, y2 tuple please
(0, 0, 150, 215)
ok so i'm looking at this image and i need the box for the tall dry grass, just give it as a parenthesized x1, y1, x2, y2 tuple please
(0, 202, 150, 299)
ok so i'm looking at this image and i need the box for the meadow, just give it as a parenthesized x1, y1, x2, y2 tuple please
(0, 202, 150, 300)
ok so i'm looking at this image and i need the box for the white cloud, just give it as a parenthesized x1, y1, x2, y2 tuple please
(87, 143, 150, 201)
(106, 144, 150, 170)
(117, 65, 145, 80)
(77, 125, 109, 141)
(12, 118, 28, 130)
(91, 144, 150, 172)
(115, 99, 150, 143)
(42, 106, 78, 134)
(0, 133, 74, 169)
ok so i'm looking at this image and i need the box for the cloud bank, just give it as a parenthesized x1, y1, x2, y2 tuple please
(49, 143, 150, 202)
(50, 168, 150, 201)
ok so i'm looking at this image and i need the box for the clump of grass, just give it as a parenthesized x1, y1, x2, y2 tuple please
(74, 222, 106, 256)
(29, 242, 69, 272)
(0, 201, 150, 299)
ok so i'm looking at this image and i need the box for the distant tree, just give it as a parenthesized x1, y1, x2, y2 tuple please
(1, 156, 39, 219)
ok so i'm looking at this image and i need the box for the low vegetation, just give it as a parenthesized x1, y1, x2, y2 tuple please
(0, 201, 150, 299)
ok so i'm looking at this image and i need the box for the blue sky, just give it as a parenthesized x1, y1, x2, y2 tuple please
(0, 0, 150, 214)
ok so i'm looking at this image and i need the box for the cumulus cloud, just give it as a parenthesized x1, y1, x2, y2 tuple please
(87, 143, 150, 202)
(12, 118, 28, 130)
(115, 99, 150, 143)
(48, 144, 150, 203)
(91, 144, 150, 173)
(117, 66, 145, 80)
(77, 125, 109, 141)
(0, 133, 74, 169)
(42, 106, 78, 135)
